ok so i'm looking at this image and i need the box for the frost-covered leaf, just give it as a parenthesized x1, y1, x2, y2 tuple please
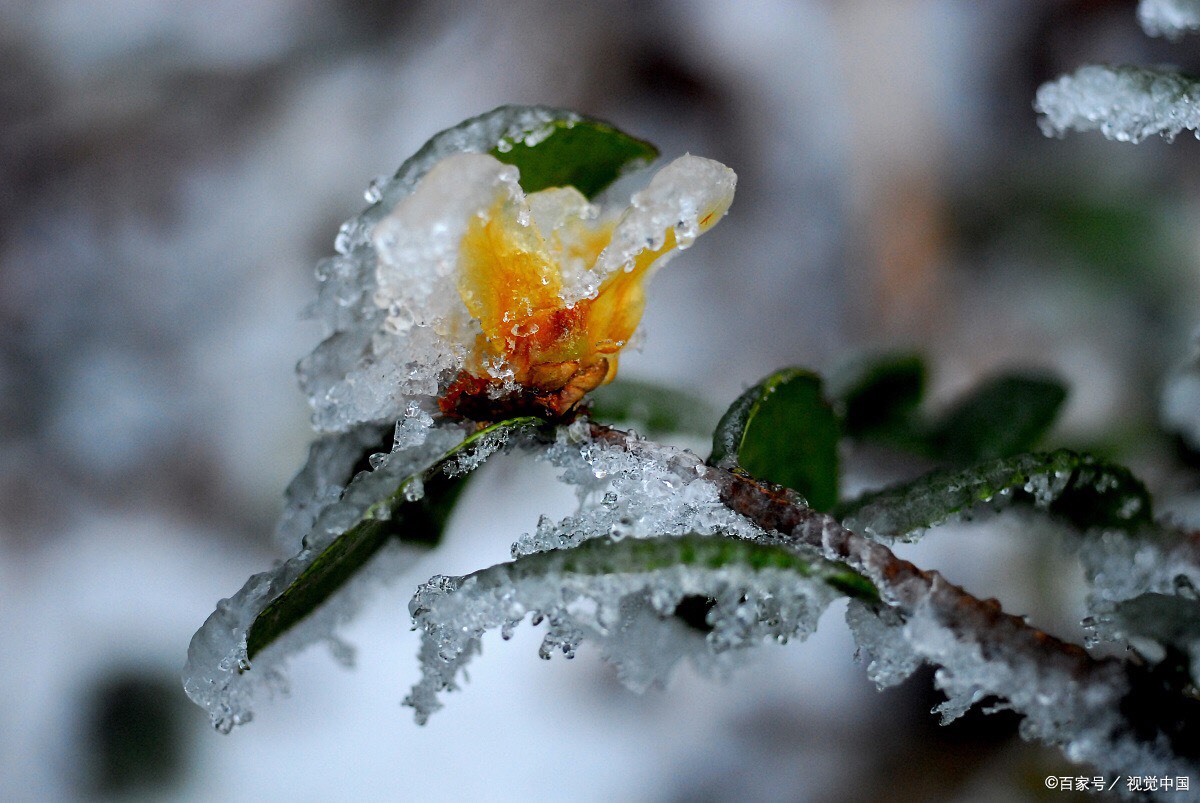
(587, 379, 716, 437)
(490, 116, 658, 198)
(405, 533, 875, 723)
(183, 417, 543, 732)
(246, 477, 461, 662)
(829, 352, 926, 448)
(249, 417, 543, 659)
(1139, 0, 1200, 40)
(1035, 65, 1200, 143)
(710, 369, 840, 512)
(839, 450, 1153, 543)
(926, 374, 1066, 463)
(1076, 522, 1200, 687)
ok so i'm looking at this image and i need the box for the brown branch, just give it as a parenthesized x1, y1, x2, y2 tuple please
(586, 421, 1200, 774)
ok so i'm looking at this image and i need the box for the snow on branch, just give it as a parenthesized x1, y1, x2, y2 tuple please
(1139, 0, 1200, 40)
(1035, 65, 1200, 143)
(583, 424, 1200, 778)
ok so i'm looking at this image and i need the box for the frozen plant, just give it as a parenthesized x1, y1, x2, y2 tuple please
(185, 106, 1200, 790)
(1037, 1, 1200, 142)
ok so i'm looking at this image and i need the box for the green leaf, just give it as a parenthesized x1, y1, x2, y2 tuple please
(405, 532, 877, 721)
(245, 418, 544, 660)
(837, 449, 1153, 542)
(830, 352, 926, 446)
(927, 374, 1067, 462)
(588, 379, 717, 437)
(827, 354, 1068, 463)
(561, 534, 878, 601)
(710, 368, 840, 512)
(490, 116, 658, 198)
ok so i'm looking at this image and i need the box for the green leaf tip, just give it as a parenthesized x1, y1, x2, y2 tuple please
(489, 112, 659, 198)
(710, 368, 841, 512)
(245, 417, 545, 661)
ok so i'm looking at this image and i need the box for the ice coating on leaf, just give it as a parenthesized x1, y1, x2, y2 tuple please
(511, 420, 761, 557)
(404, 534, 847, 723)
(1139, 0, 1200, 40)
(1077, 527, 1200, 678)
(1035, 65, 1200, 143)
(840, 451, 1148, 543)
(274, 422, 391, 552)
(185, 541, 415, 733)
(183, 424, 464, 732)
(845, 600, 921, 688)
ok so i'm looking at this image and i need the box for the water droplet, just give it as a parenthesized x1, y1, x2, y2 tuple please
(404, 476, 425, 502)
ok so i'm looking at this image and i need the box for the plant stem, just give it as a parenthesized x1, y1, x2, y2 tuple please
(587, 421, 1200, 773)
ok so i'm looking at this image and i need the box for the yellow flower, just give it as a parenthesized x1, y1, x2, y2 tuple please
(439, 154, 736, 420)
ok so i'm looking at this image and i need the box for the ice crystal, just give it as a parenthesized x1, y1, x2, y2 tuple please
(405, 534, 846, 723)
(846, 580, 1190, 776)
(841, 452, 1085, 543)
(1139, 0, 1200, 40)
(1035, 65, 1200, 143)
(274, 422, 391, 552)
(845, 600, 921, 688)
(1076, 527, 1200, 677)
(511, 422, 760, 557)
(183, 423, 464, 732)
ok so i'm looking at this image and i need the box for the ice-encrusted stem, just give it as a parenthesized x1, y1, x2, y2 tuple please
(1035, 64, 1200, 143)
(586, 422, 1200, 777)
(1139, 0, 1200, 40)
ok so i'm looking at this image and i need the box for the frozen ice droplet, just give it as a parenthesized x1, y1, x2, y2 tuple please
(364, 176, 387, 204)
(404, 476, 425, 502)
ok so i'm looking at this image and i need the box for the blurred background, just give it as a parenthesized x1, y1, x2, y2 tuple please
(3, 0, 1200, 799)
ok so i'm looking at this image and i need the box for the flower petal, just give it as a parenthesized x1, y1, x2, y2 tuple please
(568, 154, 737, 305)
(583, 155, 738, 380)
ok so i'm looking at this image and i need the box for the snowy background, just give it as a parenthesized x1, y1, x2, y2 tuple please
(3, 1, 1200, 800)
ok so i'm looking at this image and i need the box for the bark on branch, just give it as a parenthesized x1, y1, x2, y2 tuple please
(587, 421, 1200, 775)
